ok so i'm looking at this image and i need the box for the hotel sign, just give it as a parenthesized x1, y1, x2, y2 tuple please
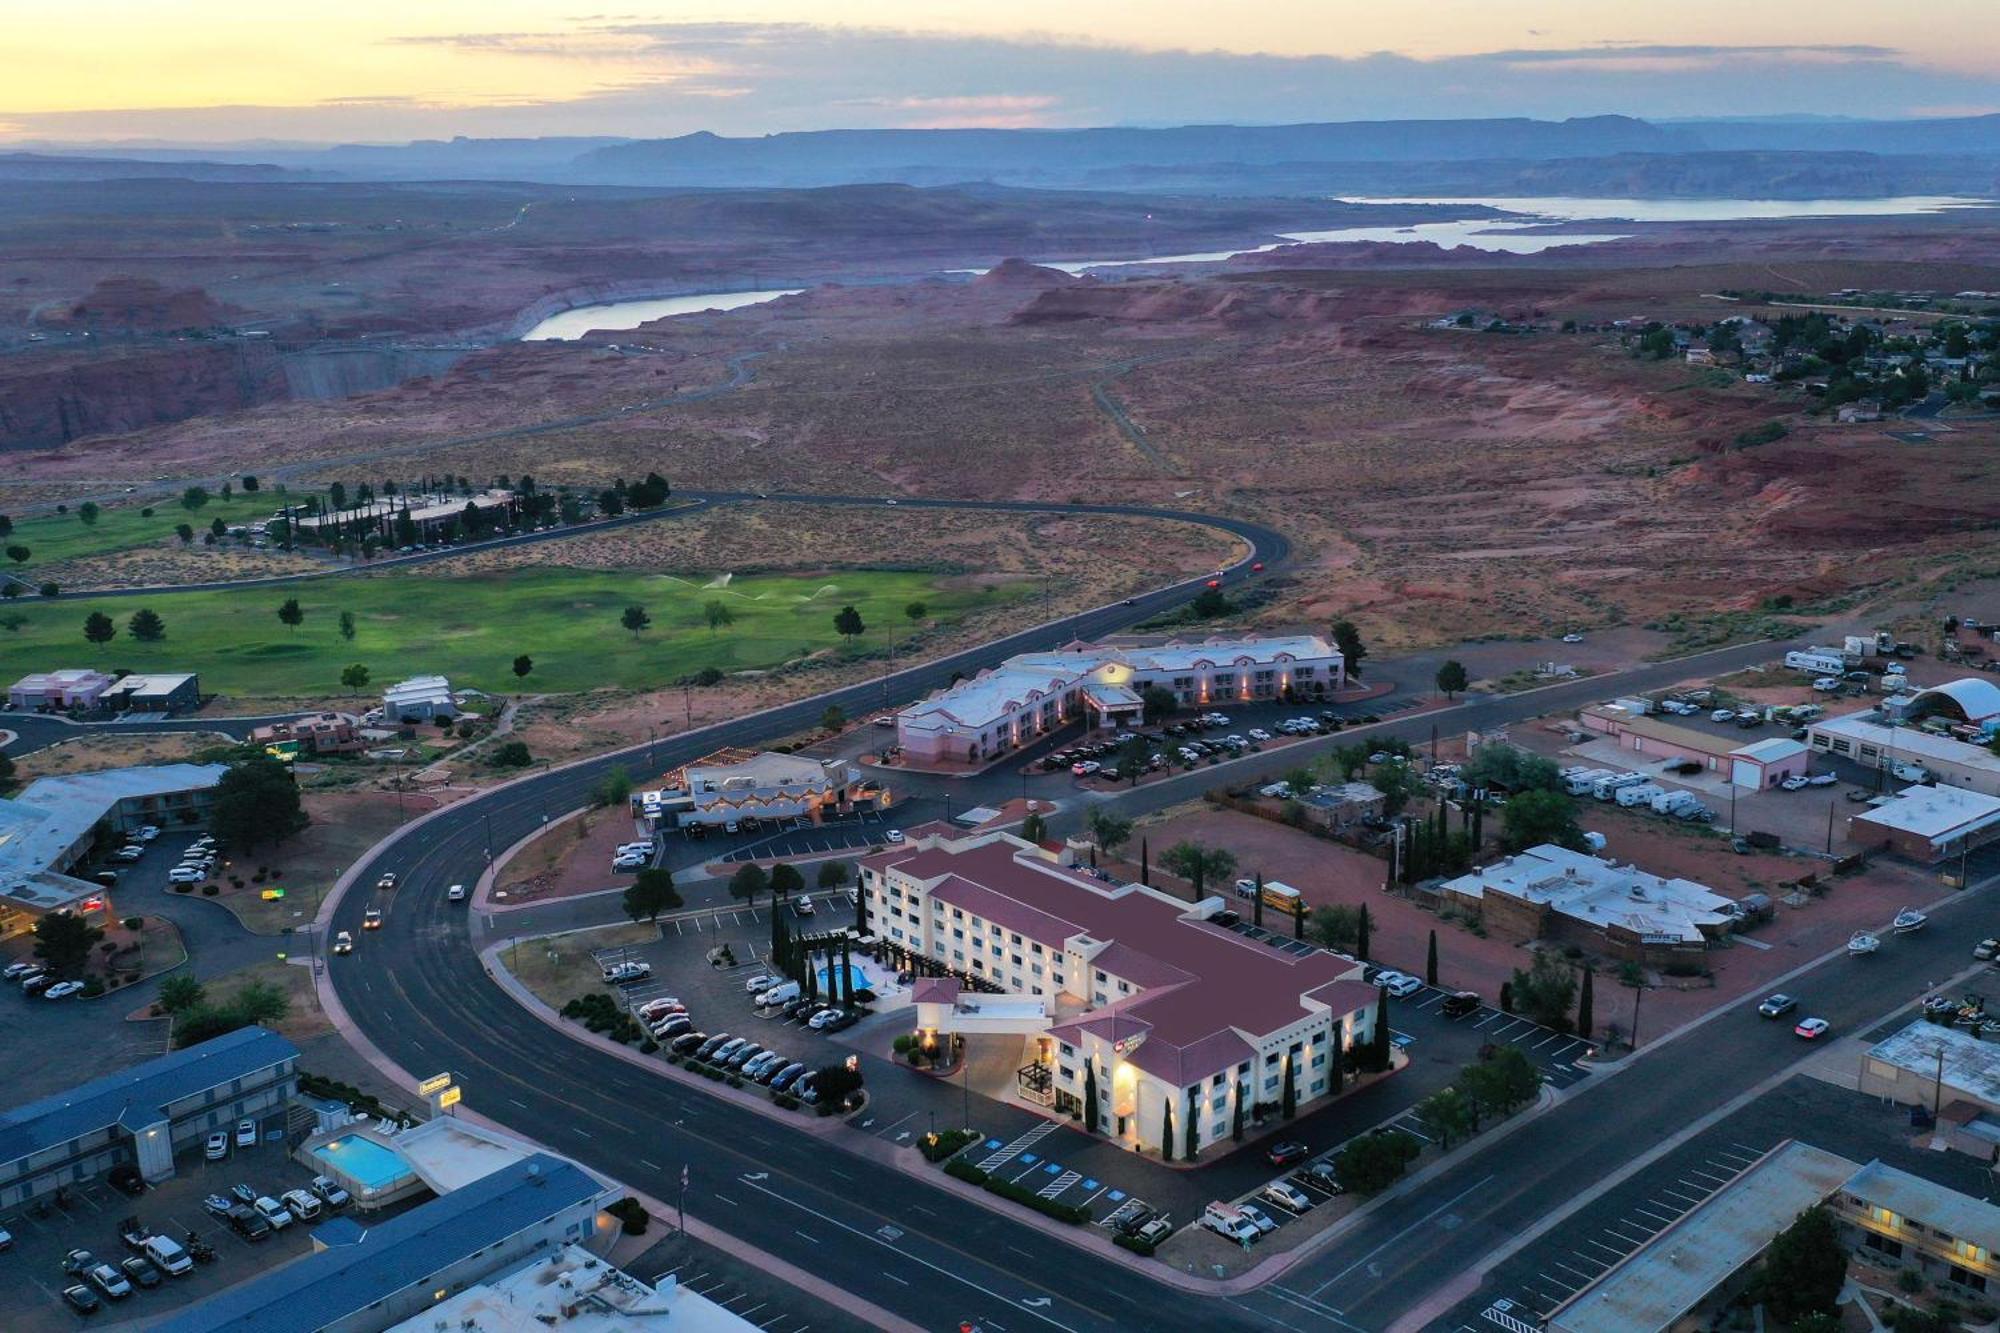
(418, 1072, 453, 1096)
(436, 1086, 462, 1110)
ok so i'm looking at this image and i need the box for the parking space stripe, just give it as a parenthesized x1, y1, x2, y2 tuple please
(1632, 1206, 1677, 1225)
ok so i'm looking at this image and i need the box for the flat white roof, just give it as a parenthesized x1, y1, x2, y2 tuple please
(1853, 785, 2000, 843)
(1868, 1020, 2000, 1106)
(1549, 1142, 1859, 1333)
(1733, 737, 1807, 763)
(383, 674, 453, 702)
(1440, 843, 1734, 944)
(1812, 712, 2000, 771)
(387, 1243, 758, 1333)
(2, 765, 225, 883)
(902, 635, 1337, 733)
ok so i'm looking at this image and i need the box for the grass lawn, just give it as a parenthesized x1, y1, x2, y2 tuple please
(0, 567, 1032, 699)
(504, 921, 659, 1011)
(206, 956, 334, 1043)
(4, 492, 285, 570)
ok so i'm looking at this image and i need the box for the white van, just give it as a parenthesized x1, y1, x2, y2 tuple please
(1202, 1202, 1260, 1244)
(141, 1234, 194, 1276)
(756, 980, 802, 1007)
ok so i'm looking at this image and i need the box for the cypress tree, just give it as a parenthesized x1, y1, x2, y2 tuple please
(1253, 873, 1265, 928)
(1370, 991, 1390, 1070)
(1577, 965, 1595, 1040)
(1426, 930, 1438, 986)
(1140, 838, 1150, 886)
(1232, 1082, 1246, 1140)
(1185, 1089, 1199, 1162)
(1161, 1098, 1175, 1161)
(1471, 801, 1484, 848)
(1281, 1055, 1297, 1119)
(1357, 902, 1372, 961)
(1293, 902, 1304, 940)
(1084, 1061, 1100, 1134)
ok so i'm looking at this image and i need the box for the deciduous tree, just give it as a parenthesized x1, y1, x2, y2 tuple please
(276, 597, 304, 632)
(620, 605, 651, 638)
(1435, 660, 1468, 699)
(211, 753, 310, 850)
(624, 868, 682, 925)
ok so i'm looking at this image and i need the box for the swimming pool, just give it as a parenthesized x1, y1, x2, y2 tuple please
(310, 1134, 417, 1191)
(816, 961, 876, 995)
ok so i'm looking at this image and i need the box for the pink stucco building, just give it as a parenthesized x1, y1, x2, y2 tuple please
(896, 634, 1343, 765)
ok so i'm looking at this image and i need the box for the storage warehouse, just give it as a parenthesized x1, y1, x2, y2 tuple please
(100, 671, 201, 714)
(1437, 843, 1738, 965)
(1807, 710, 2000, 797)
(1848, 785, 2000, 863)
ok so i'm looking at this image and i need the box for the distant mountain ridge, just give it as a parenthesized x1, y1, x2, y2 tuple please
(11, 114, 1997, 196)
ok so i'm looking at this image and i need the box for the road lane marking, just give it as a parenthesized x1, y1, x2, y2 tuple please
(1308, 1174, 1494, 1297)
(732, 1176, 1083, 1333)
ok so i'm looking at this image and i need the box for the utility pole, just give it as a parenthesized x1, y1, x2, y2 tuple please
(1826, 801, 1836, 855)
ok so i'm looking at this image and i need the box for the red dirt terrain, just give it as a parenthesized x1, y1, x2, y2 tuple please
(9, 204, 1999, 656)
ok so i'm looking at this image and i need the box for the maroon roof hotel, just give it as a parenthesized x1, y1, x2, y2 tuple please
(894, 635, 1343, 764)
(866, 827, 1379, 1155)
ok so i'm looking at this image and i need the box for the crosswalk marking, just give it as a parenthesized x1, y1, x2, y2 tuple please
(977, 1121, 1060, 1171)
(1037, 1169, 1082, 1199)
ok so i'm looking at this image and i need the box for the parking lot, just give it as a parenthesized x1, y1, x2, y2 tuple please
(636, 1231, 876, 1333)
(0, 1116, 341, 1330)
(705, 810, 895, 866)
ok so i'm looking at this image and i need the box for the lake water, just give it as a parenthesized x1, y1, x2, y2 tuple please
(521, 194, 1995, 336)
(523, 288, 805, 341)
(1048, 194, 1995, 274)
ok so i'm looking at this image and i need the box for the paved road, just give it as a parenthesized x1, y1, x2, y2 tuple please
(0, 710, 272, 755)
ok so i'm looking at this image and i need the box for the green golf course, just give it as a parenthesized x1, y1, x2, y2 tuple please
(2, 492, 287, 568)
(0, 567, 1031, 699)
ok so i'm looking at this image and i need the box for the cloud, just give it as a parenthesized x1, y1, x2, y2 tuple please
(5, 21, 1999, 142)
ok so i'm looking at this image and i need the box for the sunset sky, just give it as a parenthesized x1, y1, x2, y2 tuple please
(8, 1, 1998, 143)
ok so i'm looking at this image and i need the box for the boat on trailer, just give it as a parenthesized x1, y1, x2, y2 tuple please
(1848, 931, 1881, 956)
(1892, 907, 1929, 935)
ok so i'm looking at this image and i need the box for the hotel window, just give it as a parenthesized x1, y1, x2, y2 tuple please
(1311, 1053, 1326, 1068)
(1031, 943, 1044, 956)
(1031, 963, 1043, 976)
(1211, 1095, 1227, 1114)
(1264, 1075, 1279, 1091)
(1094, 992, 1107, 1006)
(1011, 933, 1022, 945)
(1868, 1204, 1901, 1229)
(1951, 1267, 1989, 1292)
(1060, 1065, 1076, 1082)
(952, 949, 964, 962)
(1012, 954, 1024, 967)
(1310, 1078, 1325, 1094)
(1296, 666, 1315, 678)
(1265, 1052, 1279, 1066)
(1060, 1042, 1075, 1058)
(1955, 1240, 1989, 1265)
(1211, 1073, 1226, 1088)
(1238, 1062, 1251, 1077)
(1118, 981, 1131, 994)
(952, 928, 964, 940)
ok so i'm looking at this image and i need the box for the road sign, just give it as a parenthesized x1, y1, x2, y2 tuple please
(418, 1072, 453, 1096)
(437, 1086, 462, 1110)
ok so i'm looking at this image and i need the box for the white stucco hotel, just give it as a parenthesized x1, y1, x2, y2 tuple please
(865, 827, 1378, 1156)
(895, 634, 1344, 764)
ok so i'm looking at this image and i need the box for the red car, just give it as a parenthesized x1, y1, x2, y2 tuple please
(1206, 578, 1222, 589)
(1251, 561, 1264, 572)
(1266, 1140, 1310, 1167)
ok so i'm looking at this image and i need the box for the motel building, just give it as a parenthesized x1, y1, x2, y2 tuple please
(895, 635, 1343, 766)
(867, 827, 1378, 1156)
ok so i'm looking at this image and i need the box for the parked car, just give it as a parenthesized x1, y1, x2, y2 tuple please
(281, 1189, 323, 1221)
(204, 1132, 229, 1161)
(168, 867, 205, 884)
(884, 830, 905, 844)
(770, 1062, 808, 1092)
(61, 1285, 102, 1314)
(64, 1248, 99, 1278)
(601, 960, 652, 985)
(229, 1183, 258, 1206)
(669, 1032, 709, 1055)
(107, 1164, 146, 1196)
(1380, 972, 1423, 999)
(1260, 1181, 1313, 1214)
(743, 973, 781, 994)
(1440, 991, 1481, 1018)
(1266, 1140, 1310, 1168)
(235, 1119, 257, 1148)
(1300, 1160, 1345, 1194)
(20, 971, 53, 994)
(637, 997, 685, 1019)
(1235, 1202, 1280, 1234)
(225, 1205, 271, 1241)
(794, 897, 816, 917)
(85, 1261, 134, 1300)
(1780, 776, 1810, 792)
(808, 1008, 843, 1030)
(251, 1196, 293, 1229)
(120, 1255, 163, 1289)
(311, 1175, 353, 1209)
(202, 1195, 234, 1219)
(44, 979, 86, 1000)
(1, 962, 40, 980)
